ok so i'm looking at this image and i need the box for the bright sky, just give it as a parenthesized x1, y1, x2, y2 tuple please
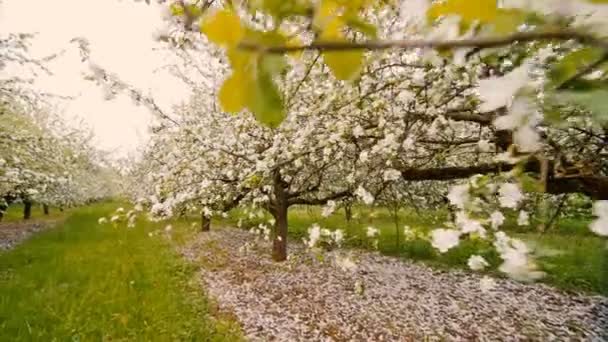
(0, 0, 191, 157)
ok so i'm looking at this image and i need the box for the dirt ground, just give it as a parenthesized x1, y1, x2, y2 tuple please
(0, 219, 59, 250)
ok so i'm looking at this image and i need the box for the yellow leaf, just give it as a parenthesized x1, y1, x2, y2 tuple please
(201, 10, 244, 47)
(319, 18, 364, 81)
(313, 0, 340, 31)
(219, 72, 251, 113)
(428, 0, 497, 28)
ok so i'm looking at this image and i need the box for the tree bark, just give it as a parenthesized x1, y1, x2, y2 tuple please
(344, 204, 352, 222)
(23, 201, 32, 220)
(43, 204, 49, 215)
(272, 172, 289, 262)
(201, 212, 211, 232)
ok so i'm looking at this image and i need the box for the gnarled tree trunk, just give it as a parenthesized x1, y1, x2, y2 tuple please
(43, 204, 49, 215)
(23, 201, 32, 220)
(201, 212, 211, 232)
(272, 172, 289, 262)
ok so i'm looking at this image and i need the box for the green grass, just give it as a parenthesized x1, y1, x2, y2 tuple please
(1, 203, 67, 223)
(223, 205, 608, 296)
(0, 202, 243, 341)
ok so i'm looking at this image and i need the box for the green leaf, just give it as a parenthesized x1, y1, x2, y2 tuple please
(319, 18, 364, 81)
(200, 10, 244, 47)
(249, 62, 286, 128)
(551, 89, 608, 123)
(549, 48, 605, 88)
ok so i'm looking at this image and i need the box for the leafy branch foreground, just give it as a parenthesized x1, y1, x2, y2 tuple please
(239, 29, 608, 53)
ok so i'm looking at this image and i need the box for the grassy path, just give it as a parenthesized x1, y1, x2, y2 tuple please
(0, 203, 242, 341)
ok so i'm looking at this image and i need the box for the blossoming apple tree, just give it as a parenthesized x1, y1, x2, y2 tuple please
(127, 0, 608, 280)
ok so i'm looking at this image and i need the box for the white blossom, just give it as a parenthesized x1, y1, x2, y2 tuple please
(307, 224, 321, 248)
(431, 228, 460, 253)
(366, 226, 379, 238)
(447, 184, 469, 209)
(517, 210, 530, 226)
(467, 255, 489, 271)
(335, 255, 357, 272)
(355, 186, 375, 205)
(479, 276, 497, 292)
(477, 139, 492, 153)
(382, 169, 401, 182)
(490, 211, 505, 229)
(478, 61, 531, 112)
(498, 183, 524, 209)
(322, 200, 337, 217)
(590, 200, 608, 236)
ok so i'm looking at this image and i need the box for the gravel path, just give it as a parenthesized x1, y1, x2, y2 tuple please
(0, 220, 58, 250)
(181, 228, 608, 341)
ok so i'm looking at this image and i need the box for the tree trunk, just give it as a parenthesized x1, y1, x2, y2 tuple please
(344, 204, 352, 223)
(59, 207, 64, 212)
(43, 204, 49, 215)
(272, 172, 289, 262)
(23, 201, 32, 220)
(201, 212, 211, 232)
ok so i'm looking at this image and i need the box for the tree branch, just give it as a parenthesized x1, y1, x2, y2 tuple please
(239, 30, 608, 54)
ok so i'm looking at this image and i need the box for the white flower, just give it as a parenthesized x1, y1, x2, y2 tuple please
(494, 234, 544, 282)
(477, 139, 492, 153)
(352, 125, 365, 137)
(479, 276, 496, 292)
(110, 215, 120, 223)
(307, 224, 321, 248)
(359, 151, 369, 163)
(403, 225, 415, 240)
(490, 211, 505, 229)
(431, 228, 460, 253)
(382, 169, 401, 182)
(366, 226, 379, 238)
(335, 255, 357, 272)
(456, 212, 486, 237)
(517, 210, 529, 226)
(98, 217, 108, 225)
(134, 204, 143, 212)
(333, 229, 345, 246)
(447, 184, 469, 209)
(164, 224, 173, 232)
(322, 200, 337, 217)
(355, 186, 374, 205)
(399, 0, 429, 27)
(467, 255, 489, 271)
(402, 137, 416, 151)
(589, 200, 608, 236)
(116, 207, 125, 214)
(478, 61, 531, 112)
(498, 183, 524, 209)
